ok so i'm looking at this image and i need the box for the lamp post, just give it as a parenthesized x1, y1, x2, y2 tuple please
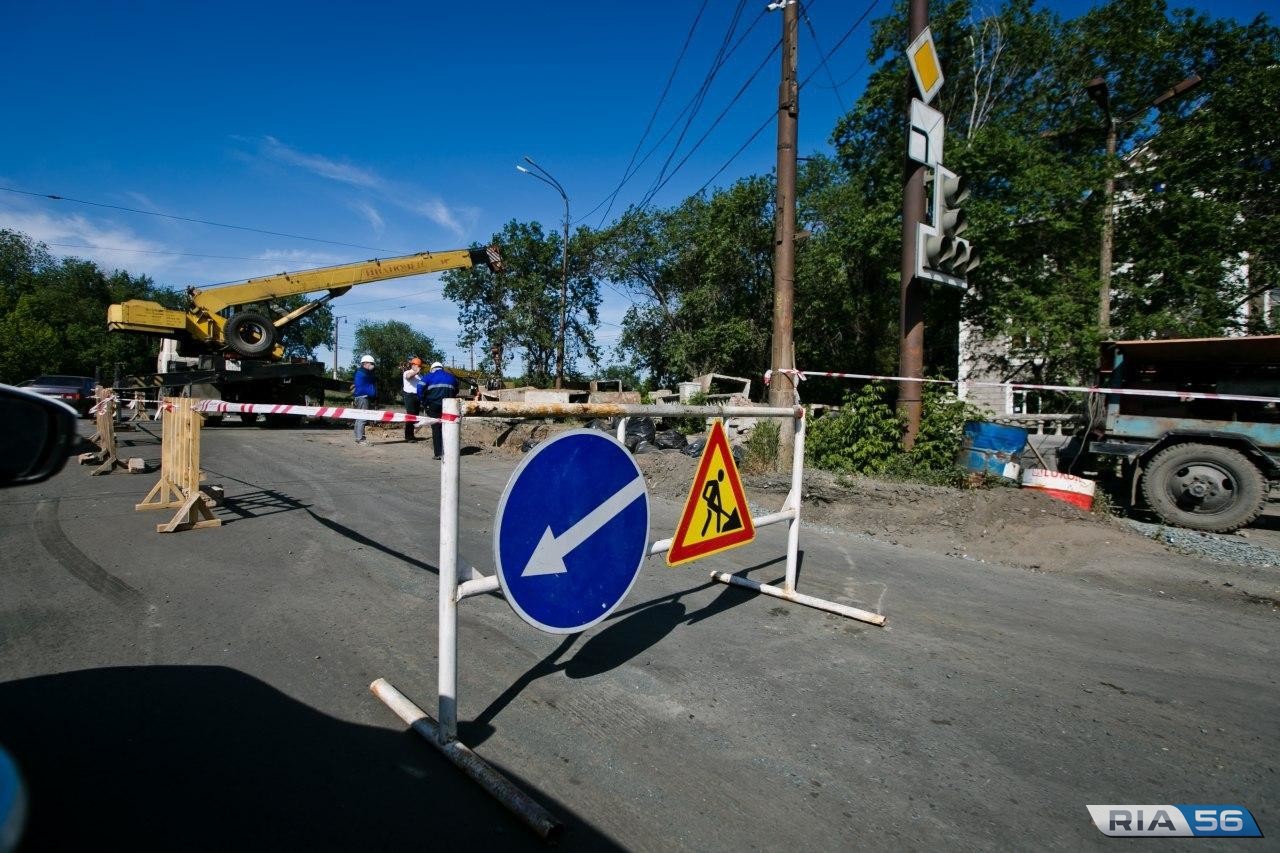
(332, 315, 348, 379)
(517, 157, 570, 390)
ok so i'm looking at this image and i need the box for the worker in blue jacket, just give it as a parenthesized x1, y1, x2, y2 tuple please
(351, 354, 378, 445)
(417, 361, 459, 459)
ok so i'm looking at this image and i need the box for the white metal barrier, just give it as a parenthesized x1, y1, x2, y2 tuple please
(371, 397, 887, 837)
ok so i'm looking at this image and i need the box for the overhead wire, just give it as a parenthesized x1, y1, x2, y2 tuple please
(578, 2, 770, 225)
(692, 0, 881, 197)
(594, 0, 711, 226)
(0, 185, 402, 253)
(38, 241, 340, 263)
(637, 0, 751, 211)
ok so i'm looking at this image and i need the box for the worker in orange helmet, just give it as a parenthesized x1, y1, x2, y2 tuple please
(401, 357, 423, 442)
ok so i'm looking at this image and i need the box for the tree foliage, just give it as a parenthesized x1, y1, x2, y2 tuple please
(351, 319, 442, 403)
(441, 219, 601, 385)
(0, 229, 180, 384)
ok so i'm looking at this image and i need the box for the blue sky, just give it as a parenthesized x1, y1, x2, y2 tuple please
(1, 0, 1268, 372)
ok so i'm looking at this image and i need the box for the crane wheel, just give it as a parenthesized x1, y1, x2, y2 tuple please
(224, 311, 277, 358)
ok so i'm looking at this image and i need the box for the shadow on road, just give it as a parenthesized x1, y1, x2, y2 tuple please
(218, 488, 313, 524)
(461, 558, 781, 746)
(0, 665, 620, 851)
(305, 509, 440, 575)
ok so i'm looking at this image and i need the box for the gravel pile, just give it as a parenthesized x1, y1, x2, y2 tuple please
(1126, 519, 1280, 568)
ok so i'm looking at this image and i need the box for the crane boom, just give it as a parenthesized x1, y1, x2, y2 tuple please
(107, 245, 502, 360)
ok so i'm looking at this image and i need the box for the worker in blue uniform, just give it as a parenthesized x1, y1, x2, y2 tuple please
(418, 361, 459, 460)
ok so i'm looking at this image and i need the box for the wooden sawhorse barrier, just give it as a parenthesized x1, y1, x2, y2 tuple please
(135, 397, 221, 533)
(84, 386, 129, 475)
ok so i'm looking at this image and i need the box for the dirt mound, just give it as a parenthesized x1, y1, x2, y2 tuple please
(447, 417, 1267, 591)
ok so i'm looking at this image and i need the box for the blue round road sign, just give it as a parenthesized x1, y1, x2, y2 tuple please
(494, 429, 650, 634)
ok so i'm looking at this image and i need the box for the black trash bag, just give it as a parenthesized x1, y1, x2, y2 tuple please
(632, 440, 660, 454)
(681, 436, 707, 457)
(585, 418, 613, 432)
(624, 417, 657, 445)
(520, 439, 541, 453)
(731, 444, 746, 465)
(654, 428, 687, 450)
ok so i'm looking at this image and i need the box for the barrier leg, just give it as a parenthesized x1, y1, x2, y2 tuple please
(784, 410, 804, 594)
(712, 410, 886, 627)
(438, 397, 461, 742)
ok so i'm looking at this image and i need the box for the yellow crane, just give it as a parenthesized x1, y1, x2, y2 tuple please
(108, 245, 502, 359)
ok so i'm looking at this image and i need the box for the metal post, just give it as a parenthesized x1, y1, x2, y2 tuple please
(438, 396, 461, 741)
(768, 0, 800, 467)
(897, 0, 928, 449)
(558, 199, 569, 391)
(783, 409, 805, 594)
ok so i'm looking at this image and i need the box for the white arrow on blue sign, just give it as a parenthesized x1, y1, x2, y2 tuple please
(493, 429, 650, 634)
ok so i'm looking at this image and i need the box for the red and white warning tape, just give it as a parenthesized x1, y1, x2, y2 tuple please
(189, 398, 457, 424)
(764, 368, 1280, 406)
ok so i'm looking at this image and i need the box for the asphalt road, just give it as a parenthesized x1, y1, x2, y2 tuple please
(1, 419, 1276, 850)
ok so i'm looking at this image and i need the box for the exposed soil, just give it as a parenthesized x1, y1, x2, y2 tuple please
(366, 416, 1280, 610)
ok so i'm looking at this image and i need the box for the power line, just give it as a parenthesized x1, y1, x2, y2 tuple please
(639, 0, 751, 210)
(577, 4, 769, 225)
(594, 0, 710, 227)
(0, 185, 400, 253)
(637, 31, 782, 209)
(802, 8, 848, 114)
(692, 0, 880, 197)
(40, 241, 338, 263)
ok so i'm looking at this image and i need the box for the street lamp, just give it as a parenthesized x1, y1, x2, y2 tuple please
(517, 156, 570, 390)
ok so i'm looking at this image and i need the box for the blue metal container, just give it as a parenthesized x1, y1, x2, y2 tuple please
(956, 421, 1028, 480)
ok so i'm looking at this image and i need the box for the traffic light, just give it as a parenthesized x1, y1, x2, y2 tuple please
(916, 164, 979, 288)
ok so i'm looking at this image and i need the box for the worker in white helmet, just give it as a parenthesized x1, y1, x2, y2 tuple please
(352, 354, 377, 444)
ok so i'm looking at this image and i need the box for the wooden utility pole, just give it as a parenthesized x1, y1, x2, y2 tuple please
(1098, 116, 1117, 336)
(897, 0, 929, 448)
(768, 0, 800, 466)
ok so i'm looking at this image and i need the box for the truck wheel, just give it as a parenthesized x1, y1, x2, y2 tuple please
(1141, 443, 1266, 533)
(224, 311, 276, 358)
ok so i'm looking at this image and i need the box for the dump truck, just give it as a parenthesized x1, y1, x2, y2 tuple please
(1075, 335, 1280, 532)
(107, 246, 502, 420)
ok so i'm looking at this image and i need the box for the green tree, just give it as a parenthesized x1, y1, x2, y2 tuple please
(599, 176, 775, 389)
(0, 230, 180, 383)
(442, 219, 600, 386)
(351, 320, 442, 403)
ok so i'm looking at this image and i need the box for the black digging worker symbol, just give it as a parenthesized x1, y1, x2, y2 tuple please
(700, 469, 742, 537)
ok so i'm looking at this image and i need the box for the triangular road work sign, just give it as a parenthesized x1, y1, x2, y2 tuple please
(667, 420, 755, 566)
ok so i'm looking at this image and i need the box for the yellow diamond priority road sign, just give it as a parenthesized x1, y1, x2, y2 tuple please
(907, 27, 944, 104)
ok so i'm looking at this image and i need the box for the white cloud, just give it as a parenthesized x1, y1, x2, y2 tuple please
(248, 136, 472, 239)
(349, 200, 385, 235)
(261, 136, 382, 189)
(0, 207, 175, 276)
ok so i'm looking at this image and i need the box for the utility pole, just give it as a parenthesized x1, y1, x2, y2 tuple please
(1099, 115, 1117, 336)
(1086, 72, 1199, 338)
(897, 0, 929, 448)
(331, 315, 347, 379)
(768, 0, 800, 467)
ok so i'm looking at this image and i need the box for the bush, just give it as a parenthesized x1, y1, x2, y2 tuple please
(742, 419, 780, 473)
(805, 380, 989, 482)
(805, 383, 902, 474)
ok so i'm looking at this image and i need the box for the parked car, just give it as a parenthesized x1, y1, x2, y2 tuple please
(17, 375, 97, 418)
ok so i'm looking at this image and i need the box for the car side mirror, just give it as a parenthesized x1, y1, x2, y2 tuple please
(0, 384, 78, 487)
